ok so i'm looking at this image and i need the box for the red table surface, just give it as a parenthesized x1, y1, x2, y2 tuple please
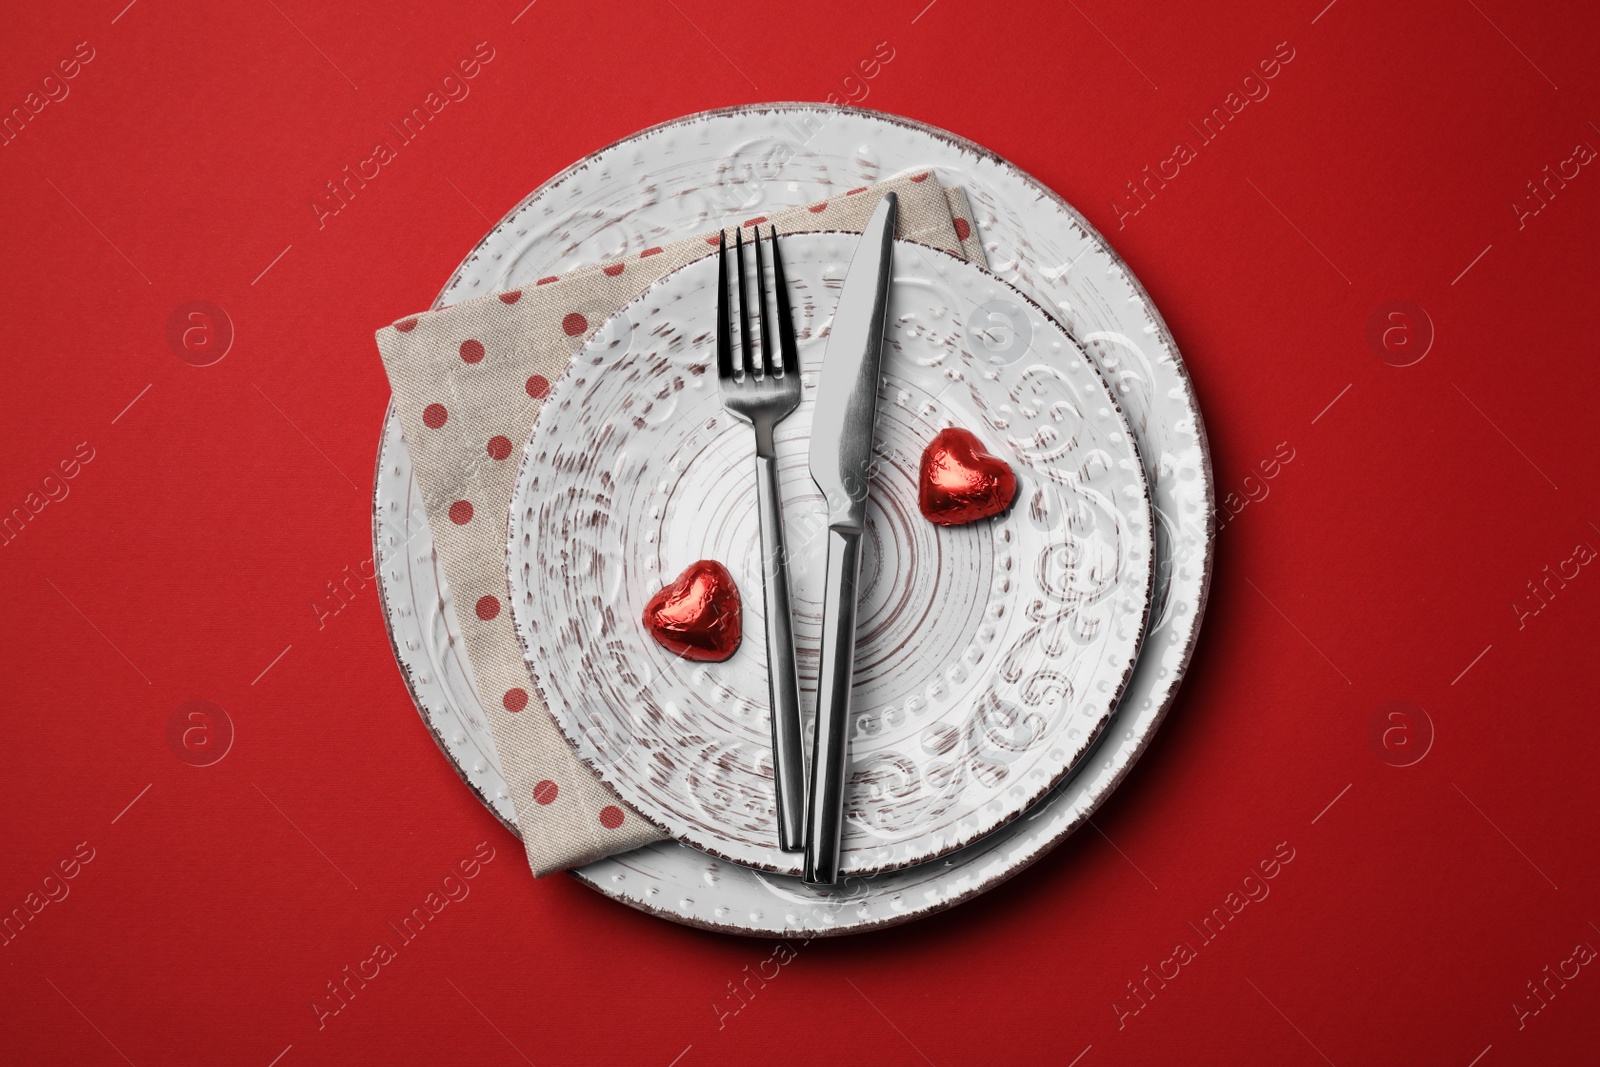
(3, 0, 1598, 1063)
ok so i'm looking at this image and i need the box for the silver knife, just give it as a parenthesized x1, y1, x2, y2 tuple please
(803, 191, 898, 885)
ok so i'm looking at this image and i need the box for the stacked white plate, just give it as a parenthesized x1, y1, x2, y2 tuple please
(373, 105, 1213, 936)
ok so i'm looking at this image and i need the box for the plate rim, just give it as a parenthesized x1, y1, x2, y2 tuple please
(371, 418, 518, 835)
(504, 233, 1158, 878)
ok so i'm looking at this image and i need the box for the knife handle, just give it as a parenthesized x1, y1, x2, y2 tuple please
(755, 452, 806, 852)
(804, 526, 864, 885)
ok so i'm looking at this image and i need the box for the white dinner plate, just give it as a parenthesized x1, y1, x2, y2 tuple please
(372, 104, 1213, 935)
(508, 235, 1153, 877)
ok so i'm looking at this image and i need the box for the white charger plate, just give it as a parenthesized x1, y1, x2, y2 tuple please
(508, 235, 1153, 877)
(372, 104, 1214, 935)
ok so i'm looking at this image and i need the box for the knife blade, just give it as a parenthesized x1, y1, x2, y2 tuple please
(803, 191, 898, 885)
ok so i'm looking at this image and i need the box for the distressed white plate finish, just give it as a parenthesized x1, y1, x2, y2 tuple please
(373, 104, 1214, 934)
(508, 237, 1152, 877)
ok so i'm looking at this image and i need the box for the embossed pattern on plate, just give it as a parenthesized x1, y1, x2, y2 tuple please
(373, 104, 1214, 935)
(508, 236, 1153, 876)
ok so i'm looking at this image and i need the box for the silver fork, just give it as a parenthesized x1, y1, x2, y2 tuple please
(716, 226, 806, 852)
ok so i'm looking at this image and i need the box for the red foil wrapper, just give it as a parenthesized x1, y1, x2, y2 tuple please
(642, 559, 743, 662)
(918, 427, 1018, 526)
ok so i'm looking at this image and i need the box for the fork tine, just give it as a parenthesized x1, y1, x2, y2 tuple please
(769, 227, 800, 376)
(715, 231, 733, 380)
(754, 228, 774, 376)
(735, 227, 757, 377)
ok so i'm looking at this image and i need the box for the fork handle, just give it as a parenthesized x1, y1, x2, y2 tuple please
(804, 526, 863, 885)
(754, 452, 806, 852)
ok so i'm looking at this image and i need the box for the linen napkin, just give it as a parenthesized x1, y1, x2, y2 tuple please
(377, 173, 986, 877)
